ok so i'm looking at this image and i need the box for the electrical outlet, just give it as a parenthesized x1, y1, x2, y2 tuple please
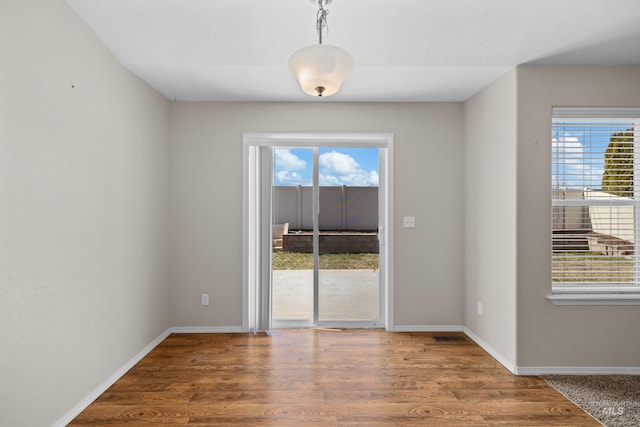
(202, 293, 209, 306)
(403, 216, 415, 228)
(477, 302, 483, 316)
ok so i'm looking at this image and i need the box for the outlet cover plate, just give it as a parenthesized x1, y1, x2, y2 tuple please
(403, 216, 415, 228)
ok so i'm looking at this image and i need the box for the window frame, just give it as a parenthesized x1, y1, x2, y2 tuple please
(548, 107, 640, 305)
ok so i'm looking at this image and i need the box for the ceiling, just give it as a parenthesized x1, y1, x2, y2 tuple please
(66, 0, 640, 102)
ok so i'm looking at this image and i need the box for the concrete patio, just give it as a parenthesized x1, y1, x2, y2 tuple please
(272, 269, 379, 322)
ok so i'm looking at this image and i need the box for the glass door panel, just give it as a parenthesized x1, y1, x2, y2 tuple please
(271, 146, 381, 326)
(318, 148, 380, 322)
(271, 148, 314, 324)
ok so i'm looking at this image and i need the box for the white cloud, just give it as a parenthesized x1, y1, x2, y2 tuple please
(552, 135, 603, 189)
(274, 149, 306, 171)
(274, 149, 378, 187)
(369, 170, 379, 186)
(320, 151, 359, 175)
(274, 149, 310, 185)
(318, 151, 377, 186)
(276, 170, 305, 186)
(553, 136, 583, 160)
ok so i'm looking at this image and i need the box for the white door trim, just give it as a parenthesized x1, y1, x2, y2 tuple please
(242, 133, 394, 331)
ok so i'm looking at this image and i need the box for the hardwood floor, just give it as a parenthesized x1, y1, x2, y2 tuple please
(70, 330, 599, 426)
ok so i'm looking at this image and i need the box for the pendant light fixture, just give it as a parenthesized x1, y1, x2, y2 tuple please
(288, 0, 354, 97)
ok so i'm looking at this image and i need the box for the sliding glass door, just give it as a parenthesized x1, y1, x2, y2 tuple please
(271, 147, 381, 327)
(242, 133, 393, 332)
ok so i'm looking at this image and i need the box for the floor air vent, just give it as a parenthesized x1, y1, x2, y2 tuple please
(432, 335, 467, 342)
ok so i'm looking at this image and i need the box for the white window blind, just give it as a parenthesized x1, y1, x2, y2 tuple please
(552, 108, 640, 292)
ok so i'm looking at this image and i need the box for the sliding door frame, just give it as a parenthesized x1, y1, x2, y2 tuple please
(242, 133, 394, 331)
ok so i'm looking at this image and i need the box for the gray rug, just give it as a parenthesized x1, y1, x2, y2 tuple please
(542, 375, 640, 427)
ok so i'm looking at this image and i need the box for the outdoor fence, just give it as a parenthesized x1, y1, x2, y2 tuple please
(273, 185, 378, 231)
(553, 188, 635, 255)
(552, 189, 592, 231)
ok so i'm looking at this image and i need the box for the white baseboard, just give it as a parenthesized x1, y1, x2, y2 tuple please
(462, 327, 517, 375)
(460, 330, 640, 375)
(517, 366, 640, 375)
(53, 326, 245, 426)
(390, 324, 464, 332)
(171, 326, 244, 333)
(52, 327, 172, 427)
(55, 323, 640, 427)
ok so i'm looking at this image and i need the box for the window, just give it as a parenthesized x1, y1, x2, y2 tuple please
(550, 107, 640, 304)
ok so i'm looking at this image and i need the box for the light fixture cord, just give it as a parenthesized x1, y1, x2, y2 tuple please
(316, 0, 329, 45)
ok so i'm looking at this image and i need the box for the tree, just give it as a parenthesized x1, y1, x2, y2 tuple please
(601, 129, 634, 197)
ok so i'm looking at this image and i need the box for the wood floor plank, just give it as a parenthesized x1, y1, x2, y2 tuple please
(323, 389, 459, 403)
(190, 390, 326, 404)
(451, 388, 566, 402)
(187, 416, 338, 426)
(69, 330, 600, 426)
(94, 391, 195, 405)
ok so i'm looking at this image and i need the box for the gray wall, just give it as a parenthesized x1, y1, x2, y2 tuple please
(170, 102, 465, 328)
(463, 70, 518, 369)
(4, 2, 640, 424)
(517, 66, 640, 368)
(1, 1, 171, 425)
(464, 66, 640, 371)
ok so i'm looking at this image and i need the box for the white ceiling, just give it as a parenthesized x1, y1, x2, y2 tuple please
(66, 0, 640, 102)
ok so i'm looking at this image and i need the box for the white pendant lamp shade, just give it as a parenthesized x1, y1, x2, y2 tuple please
(288, 44, 354, 97)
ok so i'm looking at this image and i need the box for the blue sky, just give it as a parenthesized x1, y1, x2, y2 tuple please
(552, 122, 633, 189)
(273, 147, 379, 187)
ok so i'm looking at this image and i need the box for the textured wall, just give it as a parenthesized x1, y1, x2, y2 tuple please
(169, 102, 464, 328)
(463, 70, 518, 370)
(516, 66, 640, 368)
(0, 1, 171, 425)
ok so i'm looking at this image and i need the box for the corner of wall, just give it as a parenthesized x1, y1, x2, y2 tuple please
(462, 70, 518, 370)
